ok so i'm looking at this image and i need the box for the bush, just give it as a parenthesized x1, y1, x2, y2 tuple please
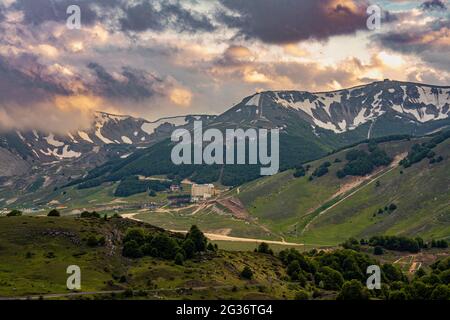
(182, 239, 196, 259)
(241, 266, 253, 280)
(342, 238, 360, 251)
(373, 246, 384, 255)
(294, 290, 310, 300)
(150, 233, 180, 259)
(7, 210, 22, 217)
(369, 235, 420, 253)
(316, 267, 344, 290)
(174, 252, 184, 265)
(430, 285, 450, 300)
(80, 211, 100, 218)
(123, 240, 143, 258)
(338, 146, 391, 179)
(337, 280, 369, 300)
(439, 270, 450, 285)
(293, 166, 306, 178)
(389, 289, 408, 300)
(47, 209, 60, 217)
(256, 242, 273, 255)
(123, 228, 146, 246)
(87, 235, 105, 247)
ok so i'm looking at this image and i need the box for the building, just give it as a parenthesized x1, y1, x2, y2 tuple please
(191, 184, 216, 202)
(170, 184, 181, 192)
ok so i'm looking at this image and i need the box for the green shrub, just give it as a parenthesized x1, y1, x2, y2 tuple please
(337, 280, 369, 300)
(47, 209, 60, 217)
(7, 210, 22, 217)
(241, 266, 253, 280)
(294, 290, 310, 300)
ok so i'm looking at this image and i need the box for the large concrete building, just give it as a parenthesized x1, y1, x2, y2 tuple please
(191, 184, 216, 202)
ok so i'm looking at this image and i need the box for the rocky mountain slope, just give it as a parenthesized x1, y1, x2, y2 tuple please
(219, 79, 450, 137)
(0, 112, 214, 176)
(1, 80, 449, 208)
(69, 80, 450, 189)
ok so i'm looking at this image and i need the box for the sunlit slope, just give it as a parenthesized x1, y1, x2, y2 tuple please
(237, 137, 449, 245)
(304, 138, 450, 245)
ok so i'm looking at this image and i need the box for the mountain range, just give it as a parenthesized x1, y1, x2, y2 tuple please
(1, 80, 449, 208)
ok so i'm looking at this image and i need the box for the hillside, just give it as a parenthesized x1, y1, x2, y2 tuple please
(0, 113, 214, 208)
(0, 216, 290, 299)
(1, 215, 449, 300)
(236, 131, 450, 245)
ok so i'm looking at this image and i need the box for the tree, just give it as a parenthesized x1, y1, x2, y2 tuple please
(150, 233, 179, 259)
(388, 289, 408, 300)
(388, 203, 397, 211)
(382, 264, 404, 282)
(80, 211, 100, 218)
(337, 280, 369, 300)
(122, 240, 143, 258)
(257, 242, 273, 255)
(287, 260, 301, 278)
(407, 281, 429, 300)
(430, 285, 450, 300)
(241, 266, 253, 280)
(123, 228, 146, 246)
(439, 270, 450, 285)
(373, 246, 384, 255)
(316, 267, 344, 290)
(174, 252, 184, 266)
(207, 242, 216, 252)
(182, 239, 195, 259)
(342, 238, 360, 251)
(47, 209, 60, 217)
(186, 225, 207, 252)
(7, 210, 22, 217)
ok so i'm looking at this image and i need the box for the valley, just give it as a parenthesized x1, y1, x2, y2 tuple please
(1, 80, 450, 251)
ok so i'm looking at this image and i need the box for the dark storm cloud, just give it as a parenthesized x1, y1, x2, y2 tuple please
(374, 18, 450, 69)
(375, 18, 449, 52)
(420, 0, 447, 11)
(120, 1, 215, 33)
(87, 62, 164, 101)
(0, 5, 4, 23)
(13, 0, 99, 25)
(216, 0, 370, 44)
(0, 54, 72, 105)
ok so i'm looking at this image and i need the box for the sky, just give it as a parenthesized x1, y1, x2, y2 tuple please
(0, 0, 449, 133)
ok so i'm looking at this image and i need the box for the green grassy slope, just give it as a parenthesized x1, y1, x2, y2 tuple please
(304, 138, 450, 245)
(0, 216, 291, 299)
(236, 136, 450, 245)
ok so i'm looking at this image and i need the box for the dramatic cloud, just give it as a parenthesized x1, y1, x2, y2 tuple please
(87, 62, 164, 101)
(13, 0, 99, 25)
(0, 0, 448, 132)
(120, 1, 215, 33)
(217, 0, 370, 44)
(420, 0, 447, 11)
(374, 17, 450, 69)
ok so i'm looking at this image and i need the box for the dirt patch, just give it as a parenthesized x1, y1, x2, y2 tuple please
(210, 228, 232, 236)
(216, 197, 251, 220)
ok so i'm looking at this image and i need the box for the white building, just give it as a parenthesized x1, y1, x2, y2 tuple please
(191, 184, 216, 202)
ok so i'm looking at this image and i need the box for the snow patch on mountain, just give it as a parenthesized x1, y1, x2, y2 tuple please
(78, 131, 93, 143)
(45, 134, 65, 147)
(121, 136, 132, 144)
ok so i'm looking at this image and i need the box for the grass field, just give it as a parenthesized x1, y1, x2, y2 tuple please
(233, 137, 450, 245)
